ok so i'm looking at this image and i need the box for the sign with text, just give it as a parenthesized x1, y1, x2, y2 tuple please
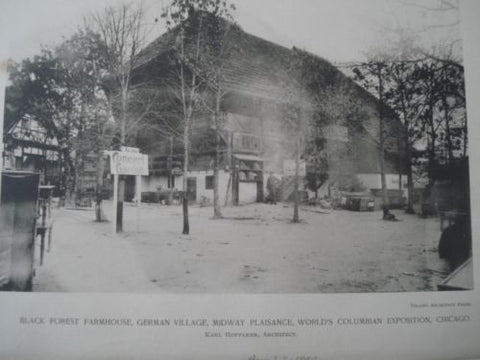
(283, 160, 306, 176)
(120, 146, 140, 153)
(109, 151, 149, 176)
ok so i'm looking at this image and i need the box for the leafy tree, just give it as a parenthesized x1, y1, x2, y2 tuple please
(436, 62, 466, 162)
(411, 59, 466, 176)
(350, 2, 467, 212)
(353, 53, 467, 215)
(382, 61, 424, 213)
(6, 51, 79, 199)
(5, 12, 157, 224)
(411, 60, 443, 184)
(352, 60, 396, 219)
(55, 28, 115, 220)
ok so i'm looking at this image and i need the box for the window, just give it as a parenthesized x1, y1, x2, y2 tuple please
(205, 175, 214, 190)
(21, 118, 30, 130)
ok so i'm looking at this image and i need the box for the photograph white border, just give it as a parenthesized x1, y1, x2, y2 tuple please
(0, 1, 479, 359)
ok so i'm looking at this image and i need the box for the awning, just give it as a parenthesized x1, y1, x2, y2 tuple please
(233, 154, 264, 162)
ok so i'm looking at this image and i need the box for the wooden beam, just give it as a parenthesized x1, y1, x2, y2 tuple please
(0, 66, 6, 194)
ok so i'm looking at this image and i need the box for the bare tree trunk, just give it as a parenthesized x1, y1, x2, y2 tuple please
(178, 18, 204, 234)
(377, 64, 390, 219)
(403, 104, 414, 214)
(168, 136, 174, 205)
(73, 145, 82, 208)
(427, 105, 436, 187)
(397, 137, 402, 193)
(64, 154, 76, 208)
(293, 137, 300, 223)
(116, 88, 128, 232)
(224, 132, 233, 207)
(95, 152, 105, 222)
(58, 153, 66, 208)
(213, 86, 223, 219)
(182, 122, 189, 234)
(58, 148, 75, 208)
(380, 130, 389, 217)
(116, 178, 124, 232)
(400, 96, 415, 214)
(406, 157, 415, 214)
(426, 67, 437, 187)
(442, 76, 454, 164)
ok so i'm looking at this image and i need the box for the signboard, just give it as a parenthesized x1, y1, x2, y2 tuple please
(120, 146, 140, 153)
(108, 148, 148, 233)
(232, 133, 262, 153)
(283, 159, 306, 176)
(109, 151, 149, 176)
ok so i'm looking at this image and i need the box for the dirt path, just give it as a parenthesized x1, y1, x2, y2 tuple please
(33, 207, 158, 292)
(33, 202, 449, 293)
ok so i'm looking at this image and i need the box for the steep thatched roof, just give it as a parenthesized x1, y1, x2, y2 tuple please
(133, 12, 406, 155)
(134, 13, 319, 102)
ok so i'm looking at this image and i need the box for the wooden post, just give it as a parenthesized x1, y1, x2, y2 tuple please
(0, 68, 6, 195)
(136, 175, 141, 233)
(112, 174, 118, 234)
(169, 136, 173, 188)
(40, 201, 46, 265)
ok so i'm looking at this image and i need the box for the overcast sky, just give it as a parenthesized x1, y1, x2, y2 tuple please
(0, 0, 461, 64)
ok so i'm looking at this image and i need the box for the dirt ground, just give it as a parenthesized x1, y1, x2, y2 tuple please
(32, 201, 450, 293)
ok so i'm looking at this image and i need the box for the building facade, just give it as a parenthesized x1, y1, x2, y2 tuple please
(130, 12, 407, 205)
(2, 115, 60, 187)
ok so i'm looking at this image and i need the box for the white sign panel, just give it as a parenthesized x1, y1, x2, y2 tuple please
(109, 151, 149, 176)
(283, 159, 306, 176)
(120, 146, 140, 153)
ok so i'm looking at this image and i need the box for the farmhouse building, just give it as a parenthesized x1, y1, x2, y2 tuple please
(130, 12, 407, 205)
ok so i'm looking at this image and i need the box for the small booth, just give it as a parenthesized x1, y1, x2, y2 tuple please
(0, 170, 40, 291)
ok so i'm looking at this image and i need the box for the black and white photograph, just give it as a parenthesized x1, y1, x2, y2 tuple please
(0, 0, 473, 294)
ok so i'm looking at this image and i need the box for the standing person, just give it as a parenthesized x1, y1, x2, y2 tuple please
(266, 172, 277, 204)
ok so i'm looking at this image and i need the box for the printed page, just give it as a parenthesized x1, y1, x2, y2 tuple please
(0, 0, 479, 359)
